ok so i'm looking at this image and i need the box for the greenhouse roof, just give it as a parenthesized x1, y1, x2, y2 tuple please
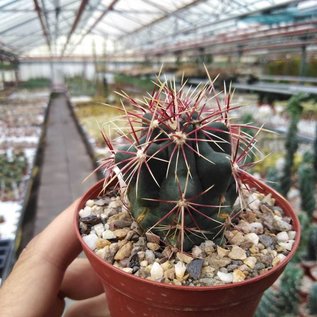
(0, 0, 316, 60)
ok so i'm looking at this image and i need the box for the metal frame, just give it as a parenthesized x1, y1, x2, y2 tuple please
(0, 0, 316, 61)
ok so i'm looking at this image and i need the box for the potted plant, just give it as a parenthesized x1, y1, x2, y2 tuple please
(74, 74, 300, 317)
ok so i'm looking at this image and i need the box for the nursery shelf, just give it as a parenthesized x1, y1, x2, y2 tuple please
(0, 90, 50, 282)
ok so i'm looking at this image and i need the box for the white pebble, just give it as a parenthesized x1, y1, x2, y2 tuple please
(278, 240, 295, 251)
(248, 194, 260, 210)
(274, 216, 292, 231)
(175, 261, 187, 280)
(272, 253, 287, 267)
(228, 246, 247, 260)
(244, 256, 257, 269)
(145, 250, 155, 264)
(150, 262, 164, 280)
(102, 230, 116, 240)
(288, 231, 296, 240)
(217, 271, 233, 283)
(277, 253, 287, 262)
(83, 233, 98, 250)
(93, 223, 105, 237)
(86, 199, 95, 207)
(104, 223, 110, 230)
(249, 222, 264, 234)
(276, 231, 289, 242)
(192, 245, 203, 258)
(121, 267, 133, 274)
(96, 247, 107, 259)
(245, 233, 259, 246)
(204, 240, 215, 254)
(79, 206, 92, 218)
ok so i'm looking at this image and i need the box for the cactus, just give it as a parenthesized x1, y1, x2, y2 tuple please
(314, 123, 317, 181)
(305, 226, 317, 261)
(265, 166, 281, 192)
(292, 213, 311, 263)
(280, 94, 306, 197)
(255, 264, 303, 317)
(299, 151, 316, 218)
(308, 283, 317, 315)
(102, 75, 260, 251)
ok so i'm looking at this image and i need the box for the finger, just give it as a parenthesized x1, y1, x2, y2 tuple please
(64, 294, 111, 317)
(61, 258, 104, 300)
(0, 200, 82, 317)
(21, 198, 82, 271)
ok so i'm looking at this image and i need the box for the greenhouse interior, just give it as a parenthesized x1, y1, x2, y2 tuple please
(1, 0, 317, 316)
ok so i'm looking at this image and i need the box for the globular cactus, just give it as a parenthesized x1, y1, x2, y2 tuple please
(102, 75, 258, 251)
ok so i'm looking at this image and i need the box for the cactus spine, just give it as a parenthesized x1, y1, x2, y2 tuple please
(103, 76, 258, 251)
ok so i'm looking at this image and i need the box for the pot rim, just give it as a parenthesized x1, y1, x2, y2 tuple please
(74, 170, 301, 292)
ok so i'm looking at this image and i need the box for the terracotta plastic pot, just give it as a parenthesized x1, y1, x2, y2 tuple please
(74, 171, 301, 317)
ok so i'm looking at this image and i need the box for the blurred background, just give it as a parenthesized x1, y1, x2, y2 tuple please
(0, 0, 317, 315)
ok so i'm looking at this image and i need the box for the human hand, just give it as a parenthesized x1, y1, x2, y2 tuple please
(0, 200, 110, 317)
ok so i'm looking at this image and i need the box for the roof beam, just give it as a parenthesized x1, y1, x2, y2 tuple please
(120, 0, 207, 39)
(65, 0, 119, 55)
(33, 0, 51, 50)
(61, 0, 89, 56)
(142, 0, 196, 26)
(122, 0, 303, 50)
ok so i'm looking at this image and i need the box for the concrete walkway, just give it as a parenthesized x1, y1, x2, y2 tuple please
(34, 93, 97, 235)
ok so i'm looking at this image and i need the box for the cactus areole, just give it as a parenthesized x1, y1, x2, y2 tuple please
(102, 76, 257, 252)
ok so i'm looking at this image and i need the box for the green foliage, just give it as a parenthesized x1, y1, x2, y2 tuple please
(305, 226, 317, 262)
(114, 74, 155, 92)
(265, 56, 317, 77)
(65, 76, 96, 97)
(19, 78, 51, 90)
(299, 151, 316, 217)
(0, 151, 27, 199)
(314, 124, 317, 180)
(265, 56, 300, 77)
(280, 94, 308, 197)
(265, 167, 281, 192)
(292, 213, 311, 263)
(280, 117, 299, 196)
(255, 264, 303, 317)
(308, 283, 317, 315)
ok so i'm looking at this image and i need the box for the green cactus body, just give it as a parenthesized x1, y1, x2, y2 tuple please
(280, 93, 309, 197)
(255, 264, 303, 317)
(306, 226, 317, 261)
(308, 283, 317, 315)
(314, 123, 317, 177)
(280, 117, 299, 197)
(115, 114, 234, 250)
(105, 78, 258, 251)
(299, 152, 316, 218)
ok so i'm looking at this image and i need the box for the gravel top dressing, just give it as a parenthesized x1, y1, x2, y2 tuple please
(78, 186, 296, 287)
